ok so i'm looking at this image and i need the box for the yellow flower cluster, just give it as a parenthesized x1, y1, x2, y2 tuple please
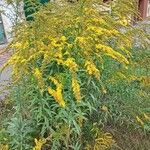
(33, 68, 45, 89)
(92, 18, 106, 25)
(96, 44, 129, 65)
(51, 39, 63, 48)
(84, 8, 96, 15)
(85, 132, 115, 150)
(119, 17, 128, 26)
(33, 138, 46, 150)
(48, 77, 65, 107)
(143, 113, 150, 120)
(87, 26, 103, 35)
(136, 116, 144, 126)
(136, 113, 150, 126)
(85, 60, 100, 80)
(87, 25, 119, 37)
(12, 41, 29, 50)
(94, 133, 116, 150)
(64, 58, 78, 72)
(72, 76, 81, 102)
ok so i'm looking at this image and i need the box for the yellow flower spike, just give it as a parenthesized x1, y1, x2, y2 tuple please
(48, 87, 65, 107)
(64, 58, 78, 72)
(119, 17, 128, 26)
(143, 113, 150, 120)
(33, 138, 46, 150)
(49, 76, 60, 86)
(33, 68, 45, 89)
(85, 60, 100, 80)
(136, 116, 144, 126)
(72, 76, 81, 102)
(96, 44, 129, 65)
(48, 77, 65, 107)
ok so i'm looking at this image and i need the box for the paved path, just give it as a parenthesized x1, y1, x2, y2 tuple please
(0, 44, 11, 100)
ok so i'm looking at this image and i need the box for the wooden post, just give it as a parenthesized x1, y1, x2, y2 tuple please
(139, 0, 148, 19)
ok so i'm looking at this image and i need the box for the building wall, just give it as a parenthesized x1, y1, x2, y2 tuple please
(1, 14, 13, 43)
(0, 0, 24, 45)
(0, 1, 14, 44)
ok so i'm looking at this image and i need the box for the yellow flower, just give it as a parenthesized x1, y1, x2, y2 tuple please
(101, 105, 108, 112)
(60, 36, 67, 42)
(51, 39, 63, 47)
(33, 138, 46, 150)
(55, 53, 63, 59)
(143, 113, 150, 120)
(76, 37, 87, 47)
(64, 58, 78, 72)
(48, 77, 65, 107)
(54, 47, 63, 59)
(67, 43, 73, 49)
(87, 26, 103, 35)
(96, 44, 129, 65)
(33, 68, 45, 89)
(12, 41, 28, 50)
(136, 116, 144, 126)
(119, 17, 128, 26)
(85, 60, 100, 80)
(85, 8, 95, 15)
(72, 76, 81, 102)
(109, 29, 119, 35)
(49, 76, 60, 86)
(13, 42, 22, 49)
(102, 87, 107, 94)
(33, 68, 41, 77)
(0, 144, 9, 150)
(92, 18, 106, 24)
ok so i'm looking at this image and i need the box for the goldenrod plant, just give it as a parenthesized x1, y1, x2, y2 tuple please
(0, 0, 150, 149)
(3, 0, 139, 106)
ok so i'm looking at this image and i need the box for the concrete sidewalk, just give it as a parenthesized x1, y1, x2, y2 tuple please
(0, 44, 11, 100)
